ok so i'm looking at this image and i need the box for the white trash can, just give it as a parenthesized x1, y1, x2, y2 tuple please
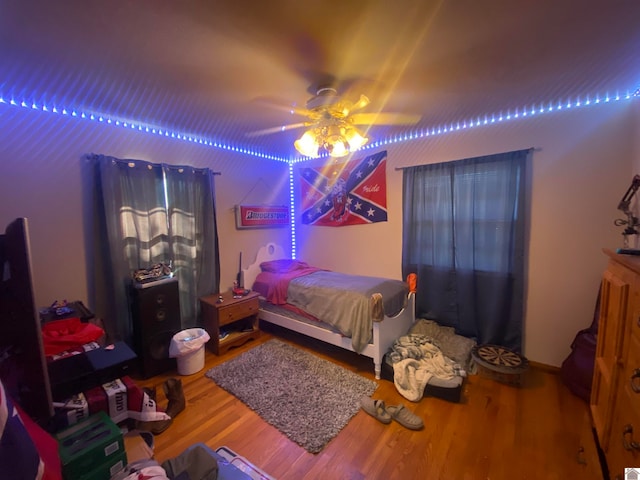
(169, 328, 210, 375)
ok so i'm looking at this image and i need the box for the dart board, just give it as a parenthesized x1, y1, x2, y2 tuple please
(472, 344, 529, 385)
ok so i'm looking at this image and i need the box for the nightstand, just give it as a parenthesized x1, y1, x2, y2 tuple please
(200, 291, 261, 355)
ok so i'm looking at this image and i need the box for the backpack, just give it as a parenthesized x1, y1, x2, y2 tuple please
(559, 287, 600, 402)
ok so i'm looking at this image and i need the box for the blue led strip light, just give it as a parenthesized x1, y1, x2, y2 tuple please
(3, 89, 638, 164)
(0, 95, 289, 163)
(288, 163, 297, 260)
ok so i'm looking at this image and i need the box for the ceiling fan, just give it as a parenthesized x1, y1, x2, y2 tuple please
(249, 87, 421, 158)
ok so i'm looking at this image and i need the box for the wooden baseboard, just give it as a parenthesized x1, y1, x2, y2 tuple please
(528, 360, 560, 373)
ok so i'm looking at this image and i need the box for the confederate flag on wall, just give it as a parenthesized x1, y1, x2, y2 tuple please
(300, 150, 388, 226)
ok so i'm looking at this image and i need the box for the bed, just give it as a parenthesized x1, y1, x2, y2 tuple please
(243, 243, 416, 379)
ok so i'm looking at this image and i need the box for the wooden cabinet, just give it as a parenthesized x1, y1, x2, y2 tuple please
(200, 291, 260, 355)
(592, 249, 640, 478)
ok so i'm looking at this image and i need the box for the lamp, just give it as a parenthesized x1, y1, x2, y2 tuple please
(615, 174, 640, 251)
(294, 121, 369, 158)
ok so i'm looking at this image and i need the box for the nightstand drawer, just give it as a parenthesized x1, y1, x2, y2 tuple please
(218, 299, 258, 326)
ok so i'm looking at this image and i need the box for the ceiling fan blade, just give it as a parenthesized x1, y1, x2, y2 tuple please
(349, 112, 421, 125)
(246, 122, 310, 138)
(252, 96, 313, 118)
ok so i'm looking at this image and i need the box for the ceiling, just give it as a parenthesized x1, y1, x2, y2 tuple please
(2, 0, 639, 158)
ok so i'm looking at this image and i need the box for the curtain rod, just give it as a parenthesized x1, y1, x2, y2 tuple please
(393, 147, 537, 170)
(85, 153, 222, 175)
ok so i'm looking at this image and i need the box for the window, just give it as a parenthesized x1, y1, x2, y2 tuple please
(92, 155, 220, 345)
(402, 149, 530, 350)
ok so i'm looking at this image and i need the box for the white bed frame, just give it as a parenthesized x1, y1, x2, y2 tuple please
(243, 243, 416, 379)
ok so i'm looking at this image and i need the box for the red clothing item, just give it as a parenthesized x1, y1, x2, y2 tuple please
(41, 317, 104, 356)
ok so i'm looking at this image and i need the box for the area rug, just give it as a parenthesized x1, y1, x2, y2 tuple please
(205, 339, 377, 453)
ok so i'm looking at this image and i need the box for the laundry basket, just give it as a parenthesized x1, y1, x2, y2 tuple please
(169, 328, 210, 375)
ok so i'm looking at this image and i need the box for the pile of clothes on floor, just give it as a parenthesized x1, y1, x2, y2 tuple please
(384, 319, 477, 402)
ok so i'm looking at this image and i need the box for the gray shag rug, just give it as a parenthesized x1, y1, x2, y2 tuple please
(205, 339, 377, 453)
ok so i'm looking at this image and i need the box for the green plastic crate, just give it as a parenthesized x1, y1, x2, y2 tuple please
(76, 451, 127, 480)
(56, 411, 125, 480)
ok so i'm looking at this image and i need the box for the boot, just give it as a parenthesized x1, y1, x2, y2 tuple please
(135, 416, 173, 435)
(163, 378, 186, 419)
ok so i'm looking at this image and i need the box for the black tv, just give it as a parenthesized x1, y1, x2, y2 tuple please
(0, 217, 54, 425)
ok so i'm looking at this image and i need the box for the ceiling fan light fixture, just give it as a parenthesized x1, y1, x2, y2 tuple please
(344, 126, 368, 151)
(256, 86, 419, 158)
(294, 130, 320, 157)
(325, 137, 349, 157)
(294, 122, 369, 158)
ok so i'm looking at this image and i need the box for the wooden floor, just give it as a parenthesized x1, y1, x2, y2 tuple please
(136, 324, 604, 480)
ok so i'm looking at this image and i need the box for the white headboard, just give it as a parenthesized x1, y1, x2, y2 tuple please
(243, 243, 287, 290)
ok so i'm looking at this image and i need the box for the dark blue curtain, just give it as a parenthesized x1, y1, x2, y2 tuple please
(402, 149, 530, 351)
(92, 155, 219, 345)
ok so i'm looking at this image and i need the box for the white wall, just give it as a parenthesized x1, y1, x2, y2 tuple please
(296, 100, 638, 367)
(0, 105, 290, 317)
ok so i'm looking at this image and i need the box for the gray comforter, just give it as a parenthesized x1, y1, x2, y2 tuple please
(286, 271, 408, 353)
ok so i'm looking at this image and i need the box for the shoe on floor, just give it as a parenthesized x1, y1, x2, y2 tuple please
(386, 404, 424, 430)
(135, 417, 173, 435)
(164, 378, 186, 419)
(360, 397, 392, 424)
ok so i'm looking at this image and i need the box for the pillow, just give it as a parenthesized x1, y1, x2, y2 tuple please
(260, 259, 310, 273)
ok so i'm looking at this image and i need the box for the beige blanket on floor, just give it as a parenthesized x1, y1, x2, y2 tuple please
(391, 334, 462, 402)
